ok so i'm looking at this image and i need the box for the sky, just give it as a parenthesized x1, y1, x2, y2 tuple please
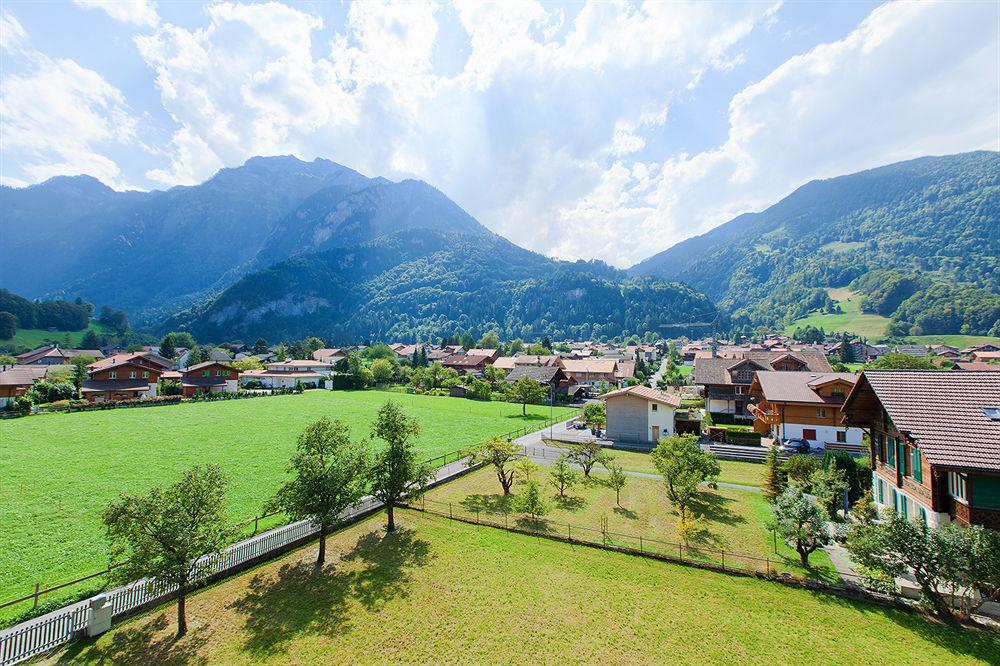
(1, 1, 997, 268)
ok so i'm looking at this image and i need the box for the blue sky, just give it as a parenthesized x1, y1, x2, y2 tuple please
(1, 1, 997, 266)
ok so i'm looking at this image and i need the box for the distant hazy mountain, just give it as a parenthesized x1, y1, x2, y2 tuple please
(2, 155, 717, 341)
(630, 151, 1000, 335)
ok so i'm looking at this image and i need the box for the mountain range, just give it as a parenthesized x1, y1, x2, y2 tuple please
(1, 157, 716, 341)
(2, 151, 996, 342)
(630, 151, 1000, 337)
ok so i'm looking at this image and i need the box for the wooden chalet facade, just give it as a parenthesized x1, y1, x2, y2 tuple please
(842, 370, 1000, 529)
(82, 352, 168, 402)
(178, 361, 240, 396)
(748, 372, 862, 452)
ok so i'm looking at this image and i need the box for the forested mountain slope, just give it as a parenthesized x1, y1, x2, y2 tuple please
(630, 151, 999, 335)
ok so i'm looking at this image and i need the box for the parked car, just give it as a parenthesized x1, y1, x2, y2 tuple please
(777, 438, 811, 454)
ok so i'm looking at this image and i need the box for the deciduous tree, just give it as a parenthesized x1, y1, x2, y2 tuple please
(270, 418, 369, 565)
(651, 434, 720, 521)
(567, 440, 606, 478)
(467, 436, 521, 495)
(548, 454, 578, 497)
(517, 479, 549, 522)
(604, 459, 627, 506)
(102, 464, 232, 637)
(506, 376, 547, 415)
(772, 486, 829, 567)
(368, 402, 432, 532)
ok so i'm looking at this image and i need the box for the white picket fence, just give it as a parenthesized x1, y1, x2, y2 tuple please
(0, 496, 382, 665)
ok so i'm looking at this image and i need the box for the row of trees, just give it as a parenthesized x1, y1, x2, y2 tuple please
(101, 401, 431, 637)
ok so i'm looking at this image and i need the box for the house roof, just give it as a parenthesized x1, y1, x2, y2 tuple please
(752, 371, 857, 404)
(266, 359, 333, 368)
(505, 365, 566, 384)
(842, 370, 1000, 472)
(15, 344, 106, 364)
(465, 348, 497, 357)
(492, 356, 518, 370)
(312, 348, 343, 360)
(894, 345, 929, 357)
(973, 351, 1000, 361)
(953, 362, 1000, 372)
(693, 350, 831, 386)
(88, 353, 167, 373)
(602, 385, 681, 408)
(242, 370, 324, 378)
(615, 360, 636, 378)
(0, 366, 48, 386)
(184, 360, 236, 372)
(562, 359, 618, 374)
(442, 353, 487, 367)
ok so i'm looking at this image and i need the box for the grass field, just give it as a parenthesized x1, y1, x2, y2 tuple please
(47, 511, 1000, 664)
(2, 322, 113, 353)
(784, 289, 891, 339)
(0, 391, 576, 618)
(423, 466, 834, 580)
(907, 334, 1000, 348)
(543, 445, 764, 487)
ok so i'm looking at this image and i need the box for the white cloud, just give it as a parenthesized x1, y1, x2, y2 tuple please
(74, 0, 158, 28)
(0, 22, 138, 188)
(555, 0, 1000, 266)
(0, 11, 28, 54)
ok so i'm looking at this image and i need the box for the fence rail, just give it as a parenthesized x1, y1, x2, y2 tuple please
(410, 497, 881, 595)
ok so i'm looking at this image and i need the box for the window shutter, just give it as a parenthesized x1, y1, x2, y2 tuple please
(888, 438, 895, 466)
(913, 449, 922, 483)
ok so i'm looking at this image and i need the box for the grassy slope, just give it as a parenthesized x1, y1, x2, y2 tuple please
(0, 391, 575, 614)
(784, 289, 1000, 347)
(49, 511, 999, 665)
(423, 466, 835, 581)
(4, 322, 113, 352)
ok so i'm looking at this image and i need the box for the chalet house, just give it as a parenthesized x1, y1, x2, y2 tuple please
(391, 344, 424, 362)
(615, 360, 636, 382)
(242, 360, 333, 389)
(0, 366, 49, 407)
(505, 365, 577, 396)
(441, 353, 490, 375)
(82, 353, 165, 402)
(465, 348, 499, 362)
(930, 345, 961, 359)
(15, 344, 105, 366)
(178, 361, 240, 396)
(602, 385, 681, 444)
(176, 348, 232, 368)
(312, 348, 346, 365)
(625, 345, 658, 362)
(842, 370, 1000, 529)
(561, 358, 620, 390)
(492, 354, 563, 375)
(693, 350, 832, 421)
(748, 372, 862, 452)
(962, 344, 1000, 358)
(953, 362, 1000, 372)
(970, 351, 1000, 363)
(826, 340, 882, 363)
(428, 345, 462, 361)
(893, 344, 929, 358)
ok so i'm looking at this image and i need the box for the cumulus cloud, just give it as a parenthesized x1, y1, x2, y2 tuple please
(0, 19, 138, 188)
(0, 11, 28, 53)
(74, 0, 158, 28)
(557, 0, 1000, 265)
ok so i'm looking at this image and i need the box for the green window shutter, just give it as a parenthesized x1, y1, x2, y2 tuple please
(877, 479, 884, 503)
(912, 449, 922, 482)
(203, 370, 210, 377)
(900, 495, 908, 520)
(891, 490, 898, 511)
(898, 442, 906, 474)
(919, 506, 927, 525)
(888, 438, 895, 466)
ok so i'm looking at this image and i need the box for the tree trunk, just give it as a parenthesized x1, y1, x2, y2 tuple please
(522, 401, 527, 416)
(176, 584, 187, 638)
(799, 547, 809, 567)
(317, 524, 327, 565)
(386, 502, 396, 532)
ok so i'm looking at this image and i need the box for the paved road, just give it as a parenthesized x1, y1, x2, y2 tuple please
(649, 356, 669, 386)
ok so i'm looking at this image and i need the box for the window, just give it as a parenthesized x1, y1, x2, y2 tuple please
(900, 494, 908, 520)
(142, 371, 149, 378)
(891, 490, 898, 511)
(109, 371, 116, 379)
(983, 407, 1000, 421)
(129, 371, 136, 379)
(831, 388, 845, 397)
(898, 441, 907, 475)
(911, 448, 922, 483)
(802, 429, 817, 441)
(203, 370, 210, 377)
(836, 430, 847, 443)
(887, 437, 896, 467)
(816, 407, 828, 418)
(651, 403, 658, 411)
(877, 479, 884, 503)
(948, 472, 967, 502)
(919, 506, 928, 525)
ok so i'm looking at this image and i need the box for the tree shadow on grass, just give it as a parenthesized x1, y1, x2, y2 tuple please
(553, 494, 587, 512)
(691, 491, 745, 527)
(505, 412, 548, 421)
(56, 613, 211, 665)
(227, 528, 431, 658)
(460, 493, 514, 514)
(613, 505, 638, 520)
(809, 590, 1000, 663)
(513, 516, 558, 534)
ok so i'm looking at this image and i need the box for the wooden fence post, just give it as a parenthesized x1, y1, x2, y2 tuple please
(33, 582, 40, 609)
(639, 536, 643, 553)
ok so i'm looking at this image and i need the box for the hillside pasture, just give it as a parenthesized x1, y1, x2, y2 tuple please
(0, 390, 575, 620)
(2, 322, 113, 354)
(785, 288, 890, 339)
(47, 511, 1000, 665)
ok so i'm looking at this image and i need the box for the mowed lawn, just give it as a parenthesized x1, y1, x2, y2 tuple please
(424, 467, 835, 581)
(0, 391, 576, 617)
(48, 511, 999, 665)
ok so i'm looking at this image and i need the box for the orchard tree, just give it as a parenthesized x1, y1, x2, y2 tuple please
(467, 436, 521, 495)
(651, 434, 720, 521)
(568, 440, 606, 478)
(269, 418, 369, 565)
(548, 454, 578, 497)
(517, 480, 549, 523)
(810, 466, 849, 518)
(604, 459, 628, 506)
(368, 401, 432, 532)
(506, 377, 547, 415)
(102, 464, 232, 637)
(512, 458, 540, 484)
(772, 486, 829, 567)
